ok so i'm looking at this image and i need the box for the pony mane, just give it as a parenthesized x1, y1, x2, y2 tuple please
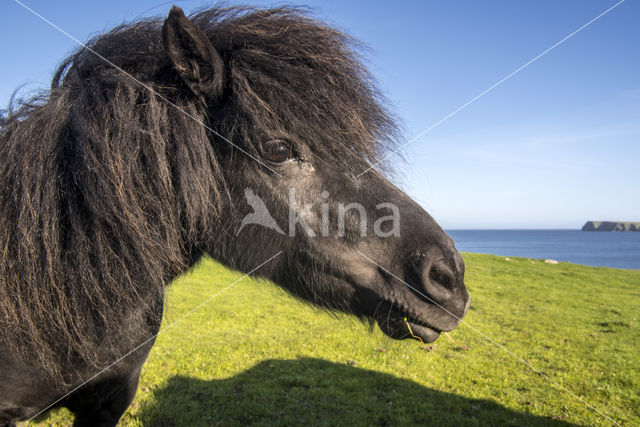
(0, 6, 398, 378)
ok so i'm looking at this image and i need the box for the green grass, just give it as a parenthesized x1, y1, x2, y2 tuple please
(33, 254, 639, 426)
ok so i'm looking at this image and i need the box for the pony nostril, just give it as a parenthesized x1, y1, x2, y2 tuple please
(421, 262, 455, 305)
(428, 266, 451, 290)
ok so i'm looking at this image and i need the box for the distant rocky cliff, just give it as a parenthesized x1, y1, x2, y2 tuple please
(582, 221, 640, 232)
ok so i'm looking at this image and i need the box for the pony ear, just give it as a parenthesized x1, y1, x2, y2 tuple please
(162, 6, 225, 102)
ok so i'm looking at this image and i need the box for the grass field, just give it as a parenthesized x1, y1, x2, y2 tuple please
(34, 253, 639, 426)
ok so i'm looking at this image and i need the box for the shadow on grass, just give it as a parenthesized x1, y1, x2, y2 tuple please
(136, 357, 577, 426)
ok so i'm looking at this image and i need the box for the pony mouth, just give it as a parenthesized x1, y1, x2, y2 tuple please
(404, 321, 441, 343)
(374, 304, 443, 343)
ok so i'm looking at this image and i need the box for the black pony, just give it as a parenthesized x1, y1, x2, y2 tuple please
(0, 6, 469, 426)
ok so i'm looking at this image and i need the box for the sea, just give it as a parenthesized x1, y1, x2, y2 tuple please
(447, 230, 640, 270)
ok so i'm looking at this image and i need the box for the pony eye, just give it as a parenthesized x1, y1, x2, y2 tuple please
(263, 139, 294, 163)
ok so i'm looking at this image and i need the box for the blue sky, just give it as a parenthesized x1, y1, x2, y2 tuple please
(1, 1, 638, 229)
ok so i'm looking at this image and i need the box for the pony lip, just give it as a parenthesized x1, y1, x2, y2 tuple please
(389, 301, 456, 333)
(374, 303, 445, 342)
(406, 322, 441, 343)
